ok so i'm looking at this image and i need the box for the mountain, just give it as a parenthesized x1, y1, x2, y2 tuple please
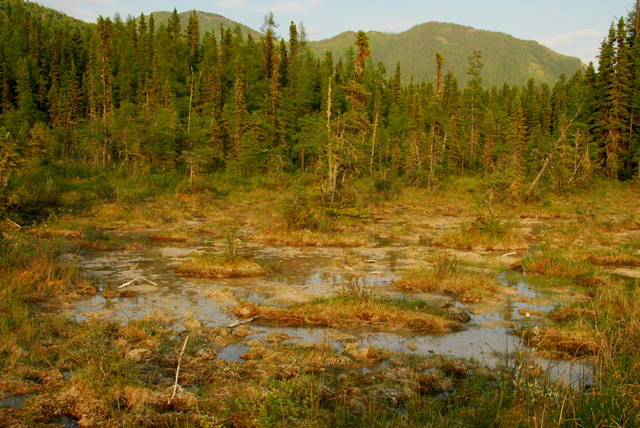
(149, 10, 261, 40)
(1, 0, 89, 29)
(309, 22, 585, 87)
(10, 0, 583, 88)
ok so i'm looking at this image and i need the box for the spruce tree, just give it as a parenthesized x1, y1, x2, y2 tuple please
(467, 50, 483, 171)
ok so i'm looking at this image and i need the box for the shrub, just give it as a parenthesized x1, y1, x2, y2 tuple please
(279, 187, 331, 232)
(93, 175, 116, 202)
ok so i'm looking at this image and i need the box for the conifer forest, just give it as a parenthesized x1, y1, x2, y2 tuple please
(0, 0, 638, 206)
(1, 0, 640, 426)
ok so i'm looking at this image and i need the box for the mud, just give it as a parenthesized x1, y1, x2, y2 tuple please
(0, 394, 32, 408)
(67, 231, 591, 386)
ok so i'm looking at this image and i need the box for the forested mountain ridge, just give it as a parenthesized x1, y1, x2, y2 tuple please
(309, 23, 585, 87)
(6, 1, 582, 87)
(0, 0, 88, 28)
(149, 10, 261, 41)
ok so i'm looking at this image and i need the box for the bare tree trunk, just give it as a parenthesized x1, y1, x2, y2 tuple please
(430, 120, 436, 177)
(370, 111, 378, 175)
(326, 77, 337, 201)
(188, 68, 194, 135)
(526, 103, 583, 197)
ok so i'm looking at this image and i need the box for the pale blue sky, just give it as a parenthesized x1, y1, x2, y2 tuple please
(33, 0, 634, 65)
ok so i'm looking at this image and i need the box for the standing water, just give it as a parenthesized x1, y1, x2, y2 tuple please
(69, 232, 591, 388)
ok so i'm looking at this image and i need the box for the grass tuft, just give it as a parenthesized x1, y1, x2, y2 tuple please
(394, 252, 503, 303)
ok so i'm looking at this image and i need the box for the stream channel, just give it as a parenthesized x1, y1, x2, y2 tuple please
(67, 231, 592, 389)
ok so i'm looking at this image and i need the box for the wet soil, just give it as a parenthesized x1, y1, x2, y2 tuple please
(65, 230, 591, 386)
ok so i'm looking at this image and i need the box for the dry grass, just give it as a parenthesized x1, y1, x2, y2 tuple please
(2, 179, 640, 426)
(255, 227, 369, 247)
(515, 326, 599, 359)
(522, 249, 605, 281)
(433, 221, 529, 251)
(149, 232, 189, 242)
(395, 269, 503, 304)
(548, 306, 596, 323)
(175, 255, 267, 278)
(393, 252, 504, 303)
(80, 239, 142, 251)
(585, 253, 640, 267)
(232, 300, 460, 333)
(31, 228, 83, 239)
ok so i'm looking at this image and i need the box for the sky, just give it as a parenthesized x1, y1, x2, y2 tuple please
(33, 0, 635, 65)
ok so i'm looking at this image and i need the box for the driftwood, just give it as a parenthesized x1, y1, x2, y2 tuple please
(525, 102, 584, 197)
(168, 335, 189, 405)
(4, 216, 21, 229)
(118, 277, 158, 289)
(497, 251, 517, 258)
(227, 316, 259, 329)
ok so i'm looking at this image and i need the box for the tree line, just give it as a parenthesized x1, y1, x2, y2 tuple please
(0, 0, 639, 209)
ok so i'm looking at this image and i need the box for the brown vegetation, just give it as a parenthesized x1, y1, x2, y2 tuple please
(516, 326, 599, 359)
(394, 252, 505, 303)
(175, 255, 267, 278)
(232, 300, 461, 333)
(149, 232, 189, 242)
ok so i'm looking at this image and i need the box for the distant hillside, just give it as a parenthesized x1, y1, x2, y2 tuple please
(2, 0, 89, 29)
(150, 10, 261, 40)
(310, 22, 584, 87)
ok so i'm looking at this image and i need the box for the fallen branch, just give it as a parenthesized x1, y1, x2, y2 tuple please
(497, 251, 517, 258)
(227, 316, 259, 329)
(4, 216, 21, 229)
(525, 102, 584, 197)
(118, 277, 158, 289)
(168, 335, 189, 405)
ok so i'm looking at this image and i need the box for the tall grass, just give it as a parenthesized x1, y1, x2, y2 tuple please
(566, 279, 640, 426)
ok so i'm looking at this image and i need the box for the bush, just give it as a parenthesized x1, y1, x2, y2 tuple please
(279, 187, 332, 232)
(373, 178, 400, 200)
(1, 165, 64, 217)
(93, 175, 116, 202)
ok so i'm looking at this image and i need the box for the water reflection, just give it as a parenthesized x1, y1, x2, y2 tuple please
(69, 234, 590, 386)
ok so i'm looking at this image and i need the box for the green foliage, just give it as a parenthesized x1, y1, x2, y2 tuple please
(0, 0, 636, 210)
(92, 175, 116, 202)
(1, 165, 64, 216)
(432, 251, 459, 279)
(335, 273, 377, 303)
(373, 178, 399, 200)
(82, 226, 110, 243)
(310, 23, 583, 87)
(221, 227, 245, 262)
(279, 186, 333, 232)
(149, 9, 259, 42)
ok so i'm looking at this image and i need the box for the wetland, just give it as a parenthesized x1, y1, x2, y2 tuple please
(1, 177, 639, 426)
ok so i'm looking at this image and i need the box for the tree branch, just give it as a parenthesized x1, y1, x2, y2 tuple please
(525, 101, 584, 197)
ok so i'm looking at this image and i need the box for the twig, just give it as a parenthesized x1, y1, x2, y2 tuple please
(497, 251, 517, 258)
(227, 316, 259, 329)
(4, 216, 21, 229)
(168, 335, 189, 405)
(118, 277, 158, 289)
